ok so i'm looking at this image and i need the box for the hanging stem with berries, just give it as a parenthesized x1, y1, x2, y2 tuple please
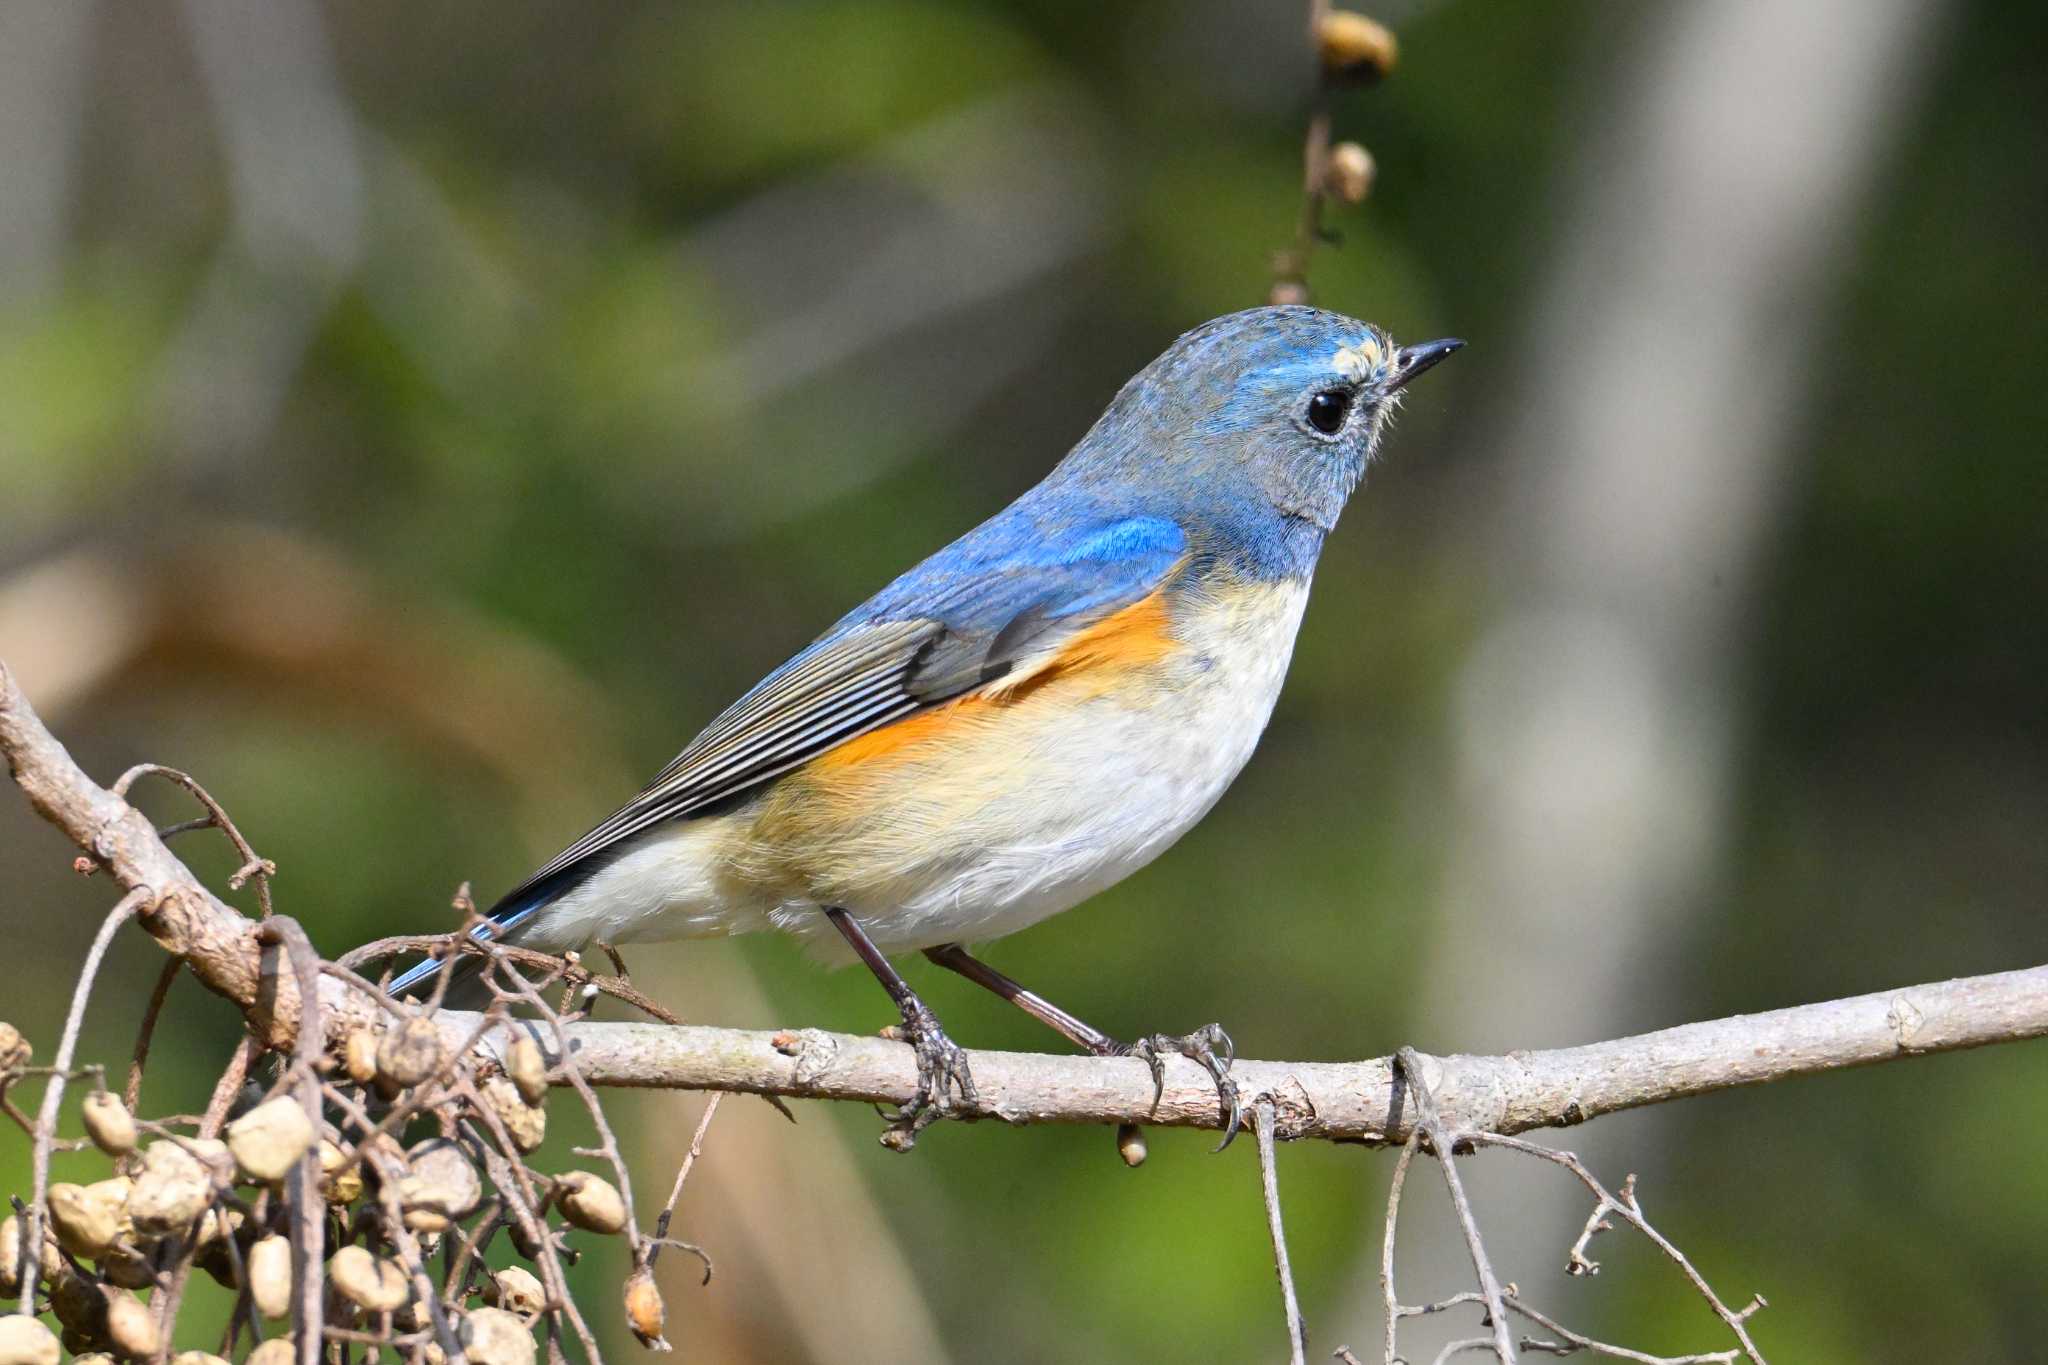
(1270, 3, 1398, 306)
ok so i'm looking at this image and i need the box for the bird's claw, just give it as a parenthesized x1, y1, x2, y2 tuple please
(1129, 1022, 1242, 1151)
(878, 998, 976, 1151)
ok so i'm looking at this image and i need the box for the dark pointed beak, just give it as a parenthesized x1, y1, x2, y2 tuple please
(1387, 337, 1464, 392)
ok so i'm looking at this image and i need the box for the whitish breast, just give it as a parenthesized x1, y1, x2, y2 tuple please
(767, 575, 1316, 951)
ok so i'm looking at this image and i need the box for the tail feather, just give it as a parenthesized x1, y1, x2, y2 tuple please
(385, 867, 582, 999)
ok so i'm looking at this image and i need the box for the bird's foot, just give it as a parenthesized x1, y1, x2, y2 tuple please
(877, 998, 977, 1151)
(1125, 1022, 1242, 1151)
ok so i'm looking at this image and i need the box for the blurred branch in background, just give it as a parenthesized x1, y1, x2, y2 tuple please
(152, 0, 364, 468)
(0, 526, 622, 858)
(1404, 0, 1944, 1331)
(0, 2, 95, 310)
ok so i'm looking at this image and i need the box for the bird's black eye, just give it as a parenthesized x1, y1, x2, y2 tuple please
(1306, 388, 1352, 435)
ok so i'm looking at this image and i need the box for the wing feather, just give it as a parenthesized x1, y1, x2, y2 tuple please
(494, 513, 1188, 908)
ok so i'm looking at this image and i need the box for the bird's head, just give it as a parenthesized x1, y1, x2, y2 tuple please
(1059, 305, 1462, 537)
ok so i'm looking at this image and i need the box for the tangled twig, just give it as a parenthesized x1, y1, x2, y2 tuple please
(112, 763, 277, 917)
(1358, 1054, 1769, 1364)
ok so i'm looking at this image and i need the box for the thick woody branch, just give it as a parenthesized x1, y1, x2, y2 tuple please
(6, 656, 2048, 1143)
(452, 961, 2048, 1141)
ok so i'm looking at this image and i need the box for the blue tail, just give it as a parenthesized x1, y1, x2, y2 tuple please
(384, 867, 581, 997)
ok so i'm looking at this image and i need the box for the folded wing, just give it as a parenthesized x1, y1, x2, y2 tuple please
(496, 514, 1190, 911)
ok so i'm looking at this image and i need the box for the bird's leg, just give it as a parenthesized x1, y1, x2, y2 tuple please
(923, 943, 1243, 1149)
(592, 939, 632, 983)
(921, 943, 1122, 1052)
(826, 909, 975, 1144)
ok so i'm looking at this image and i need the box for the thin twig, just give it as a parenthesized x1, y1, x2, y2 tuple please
(20, 888, 145, 1313)
(148, 1039, 257, 1357)
(1374, 1128, 1420, 1364)
(1473, 1136, 1767, 1364)
(200, 1037, 259, 1138)
(443, 1198, 504, 1307)
(258, 918, 329, 1365)
(363, 1145, 469, 1365)
(1501, 1293, 1738, 1363)
(487, 965, 645, 1252)
(112, 763, 276, 917)
(456, 1088, 604, 1363)
(125, 956, 183, 1115)
(342, 932, 682, 1025)
(1254, 1098, 1309, 1365)
(1271, 0, 1334, 304)
(1398, 1047, 1515, 1363)
(650, 1092, 722, 1277)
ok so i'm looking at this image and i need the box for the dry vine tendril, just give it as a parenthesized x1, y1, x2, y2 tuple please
(1327, 1050, 1768, 1365)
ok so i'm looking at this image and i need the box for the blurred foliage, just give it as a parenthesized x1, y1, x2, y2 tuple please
(2, 1, 2044, 1361)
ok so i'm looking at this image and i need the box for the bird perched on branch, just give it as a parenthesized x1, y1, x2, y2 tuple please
(391, 305, 1460, 1146)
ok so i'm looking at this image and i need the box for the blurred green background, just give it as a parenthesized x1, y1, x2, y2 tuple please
(2, 1, 2043, 1360)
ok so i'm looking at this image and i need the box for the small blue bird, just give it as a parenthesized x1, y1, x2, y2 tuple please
(392, 305, 1459, 1142)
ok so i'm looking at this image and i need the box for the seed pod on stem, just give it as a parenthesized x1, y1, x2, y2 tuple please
(98, 1240, 156, 1291)
(376, 1017, 443, 1089)
(0, 1022, 29, 1081)
(0, 1214, 20, 1297)
(0, 1315, 60, 1365)
(459, 1308, 538, 1365)
(49, 1267, 109, 1340)
(1325, 142, 1376, 205)
(329, 1245, 410, 1313)
(623, 1266, 667, 1349)
(483, 1265, 546, 1319)
(554, 1172, 627, 1235)
(226, 1097, 317, 1183)
(102, 1287, 160, 1359)
(80, 1092, 137, 1157)
(399, 1138, 482, 1232)
(128, 1140, 225, 1239)
(318, 1139, 364, 1205)
(506, 1036, 548, 1106)
(247, 1234, 292, 1320)
(47, 1182, 123, 1260)
(342, 1027, 378, 1085)
(482, 1076, 545, 1152)
(1316, 10, 1398, 84)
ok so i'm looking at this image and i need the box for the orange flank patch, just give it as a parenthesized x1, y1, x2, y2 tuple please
(812, 589, 1178, 772)
(995, 586, 1179, 695)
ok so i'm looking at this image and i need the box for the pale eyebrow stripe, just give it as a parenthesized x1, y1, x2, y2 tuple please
(1331, 337, 1383, 381)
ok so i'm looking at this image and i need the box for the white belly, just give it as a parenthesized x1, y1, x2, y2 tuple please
(836, 579, 1310, 950)
(527, 579, 1312, 958)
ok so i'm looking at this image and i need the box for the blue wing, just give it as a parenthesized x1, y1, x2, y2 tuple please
(490, 509, 1186, 917)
